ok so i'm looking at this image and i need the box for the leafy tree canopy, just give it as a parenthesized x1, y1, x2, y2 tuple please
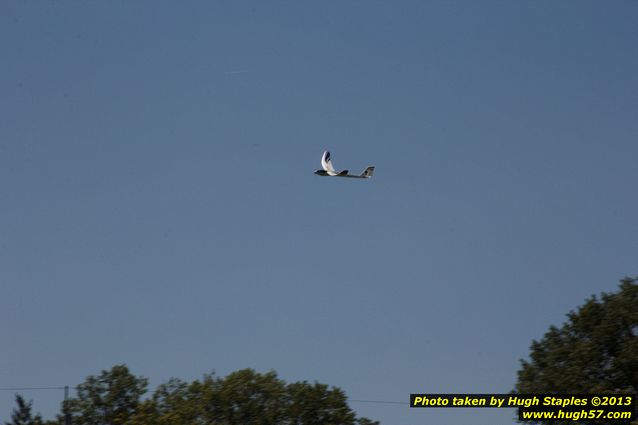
(64, 364, 148, 425)
(516, 277, 638, 424)
(5, 394, 51, 425)
(45, 365, 379, 425)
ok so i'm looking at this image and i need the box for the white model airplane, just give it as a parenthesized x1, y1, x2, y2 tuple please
(314, 151, 375, 179)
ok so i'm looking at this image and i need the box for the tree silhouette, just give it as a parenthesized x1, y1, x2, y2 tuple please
(5, 395, 44, 425)
(516, 277, 638, 424)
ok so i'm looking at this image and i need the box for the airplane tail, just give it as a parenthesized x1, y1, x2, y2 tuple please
(360, 166, 375, 178)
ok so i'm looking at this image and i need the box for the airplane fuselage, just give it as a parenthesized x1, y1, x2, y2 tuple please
(314, 151, 374, 179)
(314, 170, 369, 178)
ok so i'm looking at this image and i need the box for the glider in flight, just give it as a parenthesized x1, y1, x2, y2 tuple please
(314, 151, 375, 179)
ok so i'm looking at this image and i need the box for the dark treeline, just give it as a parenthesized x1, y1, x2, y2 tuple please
(516, 277, 638, 425)
(7, 277, 637, 425)
(5, 367, 380, 425)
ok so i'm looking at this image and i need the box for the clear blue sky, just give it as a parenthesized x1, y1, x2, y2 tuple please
(1, 1, 637, 424)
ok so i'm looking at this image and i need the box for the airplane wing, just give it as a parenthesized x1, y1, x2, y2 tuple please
(315, 151, 373, 178)
(321, 151, 338, 175)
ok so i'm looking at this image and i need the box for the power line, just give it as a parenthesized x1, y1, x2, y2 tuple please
(349, 399, 407, 405)
(0, 386, 66, 391)
(1, 386, 71, 425)
(0, 387, 407, 408)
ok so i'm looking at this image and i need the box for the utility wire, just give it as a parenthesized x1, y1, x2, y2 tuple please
(0, 387, 406, 406)
(349, 399, 407, 405)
